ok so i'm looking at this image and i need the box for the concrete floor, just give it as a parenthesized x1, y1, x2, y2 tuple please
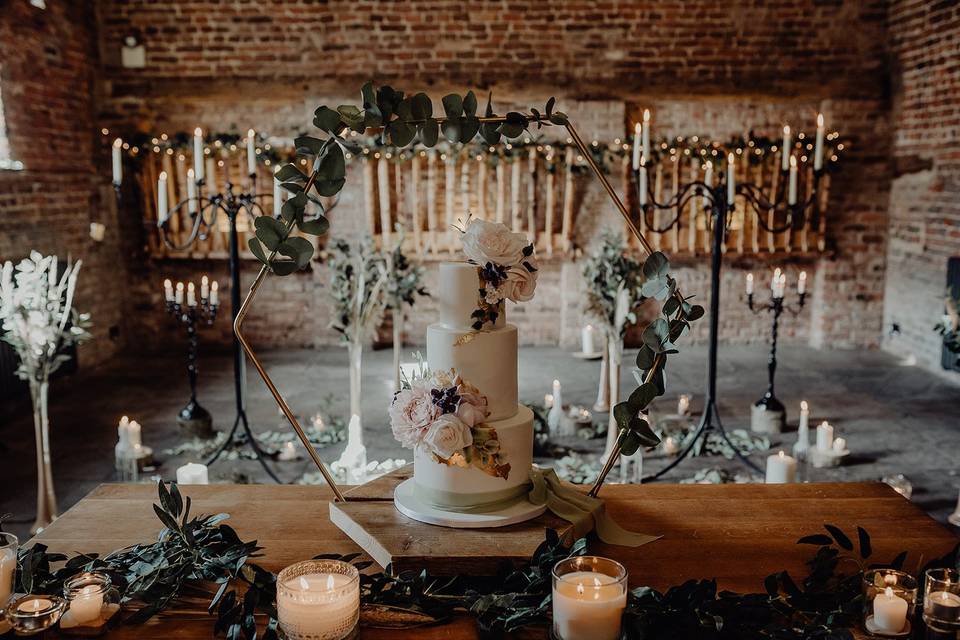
(2, 344, 959, 540)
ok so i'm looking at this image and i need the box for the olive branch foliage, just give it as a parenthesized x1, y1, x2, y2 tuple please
(14, 482, 955, 640)
(248, 82, 700, 459)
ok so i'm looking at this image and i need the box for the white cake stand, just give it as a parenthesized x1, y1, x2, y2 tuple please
(394, 478, 546, 528)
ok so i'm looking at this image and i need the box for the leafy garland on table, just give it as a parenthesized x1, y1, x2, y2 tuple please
(14, 481, 958, 640)
(244, 82, 701, 465)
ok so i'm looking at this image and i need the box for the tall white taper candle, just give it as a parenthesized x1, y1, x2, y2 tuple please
(193, 127, 205, 183)
(246, 129, 257, 177)
(781, 125, 791, 171)
(157, 171, 169, 225)
(814, 114, 825, 171)
(112, 138, 123, 185)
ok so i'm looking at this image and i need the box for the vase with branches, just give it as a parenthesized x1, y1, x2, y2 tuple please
(0, 252, 91, 533)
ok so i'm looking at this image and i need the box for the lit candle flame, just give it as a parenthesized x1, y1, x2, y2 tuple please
(643, 109, 650, 123)
(801, 400, 808, 411)
(884, 586, 894, 598)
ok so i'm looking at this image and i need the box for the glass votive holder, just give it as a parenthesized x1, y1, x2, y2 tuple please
(5, 594, 66, 635)
(862, 569, 918, 637)
(551, 556, 628, 640)
(0, 532, 18, 617)
(923, 568, 960, 633)
(276, 559, 359, 640)
(60, 571, 121, 635)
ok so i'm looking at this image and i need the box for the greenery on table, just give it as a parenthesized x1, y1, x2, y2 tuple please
(14, 482, 957, 640)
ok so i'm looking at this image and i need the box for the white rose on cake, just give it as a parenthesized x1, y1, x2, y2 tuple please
(389, 387, 441, 450)
(461, 219, 528, 268)
(421, 414, 474, 459)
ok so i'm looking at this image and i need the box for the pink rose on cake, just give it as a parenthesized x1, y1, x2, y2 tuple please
(454, 379, 489, 428)
(389, 386, 441, 449)
(461, 219, 528, 268)
(421, 414, 474, 459)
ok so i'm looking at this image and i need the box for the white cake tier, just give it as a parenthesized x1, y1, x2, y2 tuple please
(437, 262, 505, 330)
(413, 405, 534, 510)
(426, 322, 518, 421)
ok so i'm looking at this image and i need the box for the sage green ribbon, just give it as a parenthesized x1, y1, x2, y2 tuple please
(528, 467, 660, 548)
(415, 483, 529, 513)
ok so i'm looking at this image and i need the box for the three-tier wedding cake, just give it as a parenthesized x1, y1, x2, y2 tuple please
(390, 219, 544, 526)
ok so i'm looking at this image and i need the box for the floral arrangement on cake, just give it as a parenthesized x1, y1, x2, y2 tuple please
(459, 218, 538, 330)
(390, 365, 511, 479)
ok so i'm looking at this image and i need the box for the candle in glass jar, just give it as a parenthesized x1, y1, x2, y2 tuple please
(0, 537, 16, 607)
(873, 586, 908, 633)
(277, 571, 359, 640)
(68, 585, 103, 624)
(553, 571, 627, 640)
(926, 590, 960, 623)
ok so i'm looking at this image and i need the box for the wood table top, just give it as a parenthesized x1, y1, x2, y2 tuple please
(29, 481, 958, 639)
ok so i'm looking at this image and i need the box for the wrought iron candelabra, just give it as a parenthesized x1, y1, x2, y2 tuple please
(747, 276, 807, 433)
(164, 279, 219, 438)
(632, 146, 823, 481)
(124, 164, 288, 481)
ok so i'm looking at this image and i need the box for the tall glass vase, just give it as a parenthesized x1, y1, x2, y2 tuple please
(348, 341, 362, 420)
(29, 378, 57, 534)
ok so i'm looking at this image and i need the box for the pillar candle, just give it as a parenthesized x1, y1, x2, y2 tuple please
(814, 113, 825, 171)
(68, 585, 104, 624)
(746, 272, 754, 295)
(631, 122, 641, 171)
(816, 421, 834, 451)
(781, 125, 791, 171)
(157, 171, 169, 225)
(798, 271, 807, 294)
(163, 279, 174, 302)
(193, 127, 205, 182)
(127, 420, 142, 448)
(552, 571, 627, 640)
(794, 400, 811, 459)
(201, 275, 209, 300)
(726, 152, 736, 205)
(638, 161, 647, 206)
(186, 168, 198, 214)
(112, 138, 123, 185)
(210, 281, 219, 306)
(187, 282, 197, 307)
(799, 400, 809, 432)
(176, 462, 209, 485)
(581, 325, 596, 354)
(788, 155, 798, 204)
(175, 282, 184, 305)
(547, 379, 564, 433)
(872, 587, 908, 633)
(641, 109, 651, 160)
(765, 451, 797, 483)
(246, 129, 257, 176)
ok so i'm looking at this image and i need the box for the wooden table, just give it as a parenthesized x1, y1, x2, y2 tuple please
(30, 482, 957, 639)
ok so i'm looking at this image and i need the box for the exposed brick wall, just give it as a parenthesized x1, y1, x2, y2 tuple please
(0, 1, 129, 369)
(90, 0, 891, 353)
(882, 0, 960, 375)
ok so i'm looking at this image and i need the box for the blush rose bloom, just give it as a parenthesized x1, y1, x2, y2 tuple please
(389, 387, 441, 449)
(461, 219, 528, 268)
(422, 414, 474, 459)
(455, 387, 489, 428)
(503, 264, 538, 303)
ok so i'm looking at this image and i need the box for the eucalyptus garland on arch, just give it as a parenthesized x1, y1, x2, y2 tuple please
(246, 82, 701, 482)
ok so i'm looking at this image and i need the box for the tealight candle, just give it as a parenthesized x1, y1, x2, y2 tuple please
(552, 557, 627, 640)
(873, 586, 908, 634)
(923, 568, 960, 632)
(277, 560, 359, 640)
(765, 450, 797, 484)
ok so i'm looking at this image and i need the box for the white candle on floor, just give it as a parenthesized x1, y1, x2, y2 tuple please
(176, 462, 208, 485)
(746, 272, 754, 295)
(816, 421, 834, 451)
(552, 571, 627, 640)
(765, 451, 797, 484)
(873, 586, 908, 633)
(581, 325, 596, 354)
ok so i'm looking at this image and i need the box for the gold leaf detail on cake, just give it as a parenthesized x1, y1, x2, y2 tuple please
(453, 332, 477, 346)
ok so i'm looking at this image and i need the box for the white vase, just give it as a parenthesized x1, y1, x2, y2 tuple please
(593, 336, 610, 412)
(603, 336, 623, 460)
(348, 342, 363, 420)
(30, 378, 57, 534)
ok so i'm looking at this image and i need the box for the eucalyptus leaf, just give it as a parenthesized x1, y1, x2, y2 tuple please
(313, 105, 342, 133)
(298, 216, 329, 236)
(420, 119, 439, 147)
(441, 93, 463, 118)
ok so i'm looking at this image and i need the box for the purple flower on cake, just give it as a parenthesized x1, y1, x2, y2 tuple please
(422, 413, 474, 459)
(461, 219, 528, 268)
(389, 386, 441, 449)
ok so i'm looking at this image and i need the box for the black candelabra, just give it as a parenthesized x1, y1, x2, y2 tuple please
(630, 126, 826, 481)
(164, 279, 219, 437)
(747, 274, 807, 433)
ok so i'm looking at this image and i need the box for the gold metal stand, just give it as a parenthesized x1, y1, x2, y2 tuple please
(234, 112, 676, 503)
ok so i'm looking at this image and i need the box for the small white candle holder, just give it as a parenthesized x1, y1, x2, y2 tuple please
(5, 594, 66, 635)
(551, 556, 628, 640)
(923, 568, 960, 634)
(277, 559, 359, 640)
(60, 571, 121, 635)
(862, 569, 917, 637)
